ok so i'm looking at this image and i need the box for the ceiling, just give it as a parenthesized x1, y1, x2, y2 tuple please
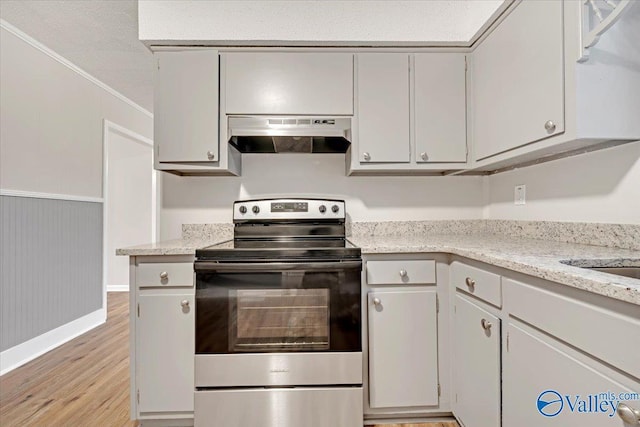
(0, 1, 505, 114)
(1, 0, 155, 112)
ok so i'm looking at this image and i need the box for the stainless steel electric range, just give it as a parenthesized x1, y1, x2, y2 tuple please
(193, 198, 363, 427)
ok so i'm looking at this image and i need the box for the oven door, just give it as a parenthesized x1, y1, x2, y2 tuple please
(194, 260, 362, 355)
(194, 260, 362, 388)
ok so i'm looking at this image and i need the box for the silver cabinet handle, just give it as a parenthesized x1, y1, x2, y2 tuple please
(372, 297, 382, 306)
(399, 269, 407, 278)
(465, 277, 475, 290)
(159, 271, 169, 280)
(181, 299, 190, 308)
(420, 152, 428, 161)
(481, 318, 492, 330)
(544, 120, 556, 133)
(618, 403, 640, 425)
(207, 150, 215, 160)
(363, 152, 371, 161)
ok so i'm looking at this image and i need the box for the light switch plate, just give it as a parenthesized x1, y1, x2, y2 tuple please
(514, 185, 526, 205)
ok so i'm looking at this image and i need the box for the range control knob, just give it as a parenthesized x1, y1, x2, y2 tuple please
(239, 205, 247, 214)
(331, 205, 340, 213)
(252, 205, 260, 214)
(319, 205, 327, 213)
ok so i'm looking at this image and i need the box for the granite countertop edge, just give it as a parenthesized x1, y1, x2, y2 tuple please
(117, 234, 640, 306)
(115, 237, 230, 256)
(348, 234, 640, 306)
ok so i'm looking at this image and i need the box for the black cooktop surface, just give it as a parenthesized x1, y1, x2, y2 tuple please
(195, 238, 361, 261)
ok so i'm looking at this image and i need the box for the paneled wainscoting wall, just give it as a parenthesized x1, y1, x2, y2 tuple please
(0, 194, 104, 373)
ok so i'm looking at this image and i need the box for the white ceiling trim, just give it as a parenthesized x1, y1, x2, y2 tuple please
(0, 19, 153, 119)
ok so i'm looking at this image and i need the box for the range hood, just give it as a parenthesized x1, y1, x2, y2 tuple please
(227, 116, 352, 153)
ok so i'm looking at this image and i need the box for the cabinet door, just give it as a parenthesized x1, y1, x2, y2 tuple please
(137, 293, 194, 413)
(414, 54, 467, 163)
(504, 323, 640, 427)
(368, 289, 438, 408)
(454, 294, 501, 427)
(224, 53, 353, 115)
(472, 0, 564, 160)
(154, 50, 219, 163)
(356, 54, 410, 163)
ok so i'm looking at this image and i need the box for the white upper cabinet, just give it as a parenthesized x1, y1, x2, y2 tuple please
(154, 50, 220, 163)
(471, 0, 564, 160)
(350, 52, 468, 173)
(414, 53, 467, 163)
(223, 52, 353, 115)
(468, 0, 639, 170)
(356, 53, 410, 164)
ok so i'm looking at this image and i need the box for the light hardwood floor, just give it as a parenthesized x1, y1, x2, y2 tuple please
(0, 292, 137, 427)
(0, 292, 457, 427)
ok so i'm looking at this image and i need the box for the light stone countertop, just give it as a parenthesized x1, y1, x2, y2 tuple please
(348, 234, 640, 306)
(115, 237, 229, 256)
(116, 233, 640, 306)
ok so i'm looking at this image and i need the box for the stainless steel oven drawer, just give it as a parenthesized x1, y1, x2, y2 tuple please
(195, 352, 362, 387)
(194, 387, 363, 427)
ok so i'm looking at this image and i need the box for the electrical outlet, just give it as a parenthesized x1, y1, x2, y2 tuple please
(514, 185, 526, 205)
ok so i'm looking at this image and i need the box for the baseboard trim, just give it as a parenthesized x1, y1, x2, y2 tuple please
(107, 285, 130, 292)
(0, 308, 106, 376)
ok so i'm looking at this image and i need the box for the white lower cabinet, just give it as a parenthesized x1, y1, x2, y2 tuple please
(131, 255, 196, 425)
(367, 289, 439, 408)
(137, 291, 195, 414)
(453, 294, 500, 427)
(504, 321, 640, 427)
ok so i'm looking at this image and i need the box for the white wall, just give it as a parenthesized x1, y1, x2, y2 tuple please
(138, 0, 505, 46)
(106, 129, 154, 289)
(160, 154, 485, 239)
(484, 142, 640, 224)
(0, 25, 153, 199)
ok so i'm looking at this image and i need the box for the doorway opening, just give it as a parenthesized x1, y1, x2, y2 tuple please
(102, 120, 156, 300)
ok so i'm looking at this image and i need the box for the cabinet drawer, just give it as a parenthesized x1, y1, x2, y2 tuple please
(504, 277, 640, 380)
(136, 262, 193, 288)
(451, 261, 502, 307)
(366, 260, 435, 285)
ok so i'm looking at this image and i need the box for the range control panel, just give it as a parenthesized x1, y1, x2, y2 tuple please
(271, 202, 308, 212)
(234, 199, 345, 221)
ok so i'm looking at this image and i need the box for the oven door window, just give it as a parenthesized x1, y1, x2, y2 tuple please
(234, 287, 329, 351)
(196, 268, 361, 354)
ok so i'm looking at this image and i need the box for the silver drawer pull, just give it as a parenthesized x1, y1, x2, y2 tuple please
(207, 150, 215, 160)
(181, 300, 190, 309)
(399, 269, 407, 278)
(465, 277, 475, 289)
(544, 120, 556, 133)
(159, 271, 169, 280)
(372, 297, 382, 306)
(363, 152, 371, 161)
(481, 318, 492, 331)
(617, 403, 640, 424)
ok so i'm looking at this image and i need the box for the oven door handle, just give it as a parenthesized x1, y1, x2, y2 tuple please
(194, 260, 362, 272)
